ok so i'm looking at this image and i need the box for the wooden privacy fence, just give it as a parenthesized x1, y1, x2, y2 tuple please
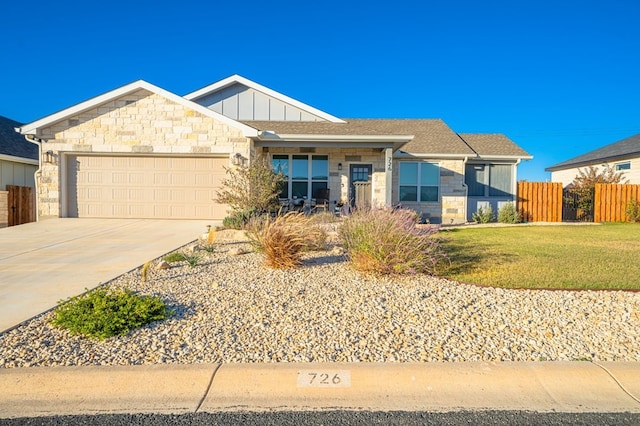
(7, 185, 35, 226)
(594, 183, 640, 222)
(517, 181, 563, 222)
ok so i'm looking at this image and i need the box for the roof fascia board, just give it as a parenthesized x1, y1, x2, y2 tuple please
(546, 153, 640, 172)
(255, 140, 399, 149)
(18, 80, 258, 137)
(185, 74, 346, 124)
(257, 133, 413, 143)
(0, 153, 39, 165)
(396, 152, 532, 161)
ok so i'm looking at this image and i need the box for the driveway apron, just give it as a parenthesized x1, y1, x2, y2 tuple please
(0, 218, 212, 333)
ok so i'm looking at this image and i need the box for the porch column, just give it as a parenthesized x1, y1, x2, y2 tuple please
(385, 147, 393, 206)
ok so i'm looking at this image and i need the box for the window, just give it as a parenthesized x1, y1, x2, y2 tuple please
(465, 163, 513, 197)
(272, 154, 328, 199)
(399, 162, 439, 202)
(615, 162, 631, 171)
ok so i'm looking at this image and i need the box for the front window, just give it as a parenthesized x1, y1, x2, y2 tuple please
(465, 163, 513, 197)
(399, 162, 439, 202)
(272, 154, 328, 199)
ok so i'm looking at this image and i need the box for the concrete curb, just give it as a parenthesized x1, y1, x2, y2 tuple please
(1, 362, 639, 418)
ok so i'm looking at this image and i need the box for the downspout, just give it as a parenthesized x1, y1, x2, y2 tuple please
(23, 134, 42, 222)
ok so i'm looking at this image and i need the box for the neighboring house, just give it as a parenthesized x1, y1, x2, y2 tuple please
(16, 75, 531, 224)
(546, 134, 640, 187)
(0, 115, 38, 227)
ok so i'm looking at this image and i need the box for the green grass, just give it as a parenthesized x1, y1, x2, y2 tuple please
(439, 223, 640, 290)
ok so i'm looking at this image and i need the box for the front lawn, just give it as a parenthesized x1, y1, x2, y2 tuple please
(439, 223, 640, 290)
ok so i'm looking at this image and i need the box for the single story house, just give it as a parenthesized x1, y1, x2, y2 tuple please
(0, 115, 38, 227)
(16, 75, 531, 224)
(546, 133, 640, 187)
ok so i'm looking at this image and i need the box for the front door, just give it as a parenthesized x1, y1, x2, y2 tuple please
(349, 164, 372, 207)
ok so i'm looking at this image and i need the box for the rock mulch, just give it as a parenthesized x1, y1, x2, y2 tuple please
(0, 239, 638, 368)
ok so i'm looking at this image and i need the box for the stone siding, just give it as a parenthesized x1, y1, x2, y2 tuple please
(37, 89, 250, 218)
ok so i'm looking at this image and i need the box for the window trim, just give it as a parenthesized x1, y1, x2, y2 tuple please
(398, 161, 440, 203)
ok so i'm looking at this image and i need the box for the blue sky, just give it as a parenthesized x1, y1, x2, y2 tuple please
(1, 0, 639, 181)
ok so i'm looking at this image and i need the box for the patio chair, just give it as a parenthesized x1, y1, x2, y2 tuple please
(314, 188, 330, 212)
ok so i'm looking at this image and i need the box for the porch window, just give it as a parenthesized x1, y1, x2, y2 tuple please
(399, 162, 439, 202)
(272, 154, 328, 199)
(465, 163, 513, 197)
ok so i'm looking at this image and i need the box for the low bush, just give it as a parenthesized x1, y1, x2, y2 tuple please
(222, 209, 255, 230)
(497, 202, 521, 224)
(339, 208, 446, 275)
(472, 205, 495, 223)
(163, 252, 186, 263)
(51, 287, 172, 340)
(246, 213, 327, 269)
(626, 199, 640, 223)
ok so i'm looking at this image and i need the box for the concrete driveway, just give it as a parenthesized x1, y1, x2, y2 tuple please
(0, 218, 214, 333)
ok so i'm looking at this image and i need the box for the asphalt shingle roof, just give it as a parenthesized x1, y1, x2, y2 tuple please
(546, 133, 640, 171)
(243, 119, 530, 157)
(0, 115, 38, 160)
(457, 133, 532, 158)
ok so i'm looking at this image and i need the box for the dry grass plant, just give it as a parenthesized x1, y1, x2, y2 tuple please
(246, 213, 327, 269)
(339, 208, 446, 275)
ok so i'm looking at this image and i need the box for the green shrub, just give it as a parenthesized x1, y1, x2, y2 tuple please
(51, 288, 173, 340)
(246, 213, 327, 269)
(339, 208, 446, 275)
(163, 252, 186, 263)
(222, 209, 255, 230)
(626, 198, 640, 223)
(497, 202, 521, 224)
(183, 252, 202, 267)
(472, 205, 495, 223)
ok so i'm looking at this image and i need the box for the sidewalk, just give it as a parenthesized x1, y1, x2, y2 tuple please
(1, 361, 639, 418)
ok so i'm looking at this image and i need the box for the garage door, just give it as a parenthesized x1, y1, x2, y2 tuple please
(66, 155, 228, 219)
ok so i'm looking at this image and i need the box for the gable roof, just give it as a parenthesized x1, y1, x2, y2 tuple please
(458, 133, 532, 159)
(17, 80, 258, 137)
(0, 115, 38, 163)
(185, 74, 345, 123)
(546, 133, 640, 171)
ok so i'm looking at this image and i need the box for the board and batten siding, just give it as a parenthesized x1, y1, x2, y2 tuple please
(0, 159, 37, 189)
(193, 83, 325, 121)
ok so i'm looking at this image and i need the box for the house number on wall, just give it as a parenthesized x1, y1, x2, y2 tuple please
(296, 369, 351, 388)
(387, 157, 392, 172)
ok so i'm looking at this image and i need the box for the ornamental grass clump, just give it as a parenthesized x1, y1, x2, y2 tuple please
(51, 287, 173, 340)
(246, 212, 327, 269)
(339, 208, 446, 275)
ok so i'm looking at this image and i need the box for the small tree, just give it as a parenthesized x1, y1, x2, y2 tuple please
(566, 165, 625, 220)
(215, 156, 285, 214)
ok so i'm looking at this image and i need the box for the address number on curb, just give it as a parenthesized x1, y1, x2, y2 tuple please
(296, 370, 351, 388)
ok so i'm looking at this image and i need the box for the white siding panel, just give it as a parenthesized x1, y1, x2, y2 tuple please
(269, 99, 285, 120)
(253, 91, 270, 120)
(238, 89, 254, 120)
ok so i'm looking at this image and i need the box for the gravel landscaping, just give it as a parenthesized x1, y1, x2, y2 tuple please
(1, 236, 639, 368)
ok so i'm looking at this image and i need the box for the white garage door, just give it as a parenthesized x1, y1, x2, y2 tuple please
(66, 155, 228, 219)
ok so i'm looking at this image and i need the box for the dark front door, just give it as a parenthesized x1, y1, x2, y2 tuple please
(349, 164, 372, 207)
